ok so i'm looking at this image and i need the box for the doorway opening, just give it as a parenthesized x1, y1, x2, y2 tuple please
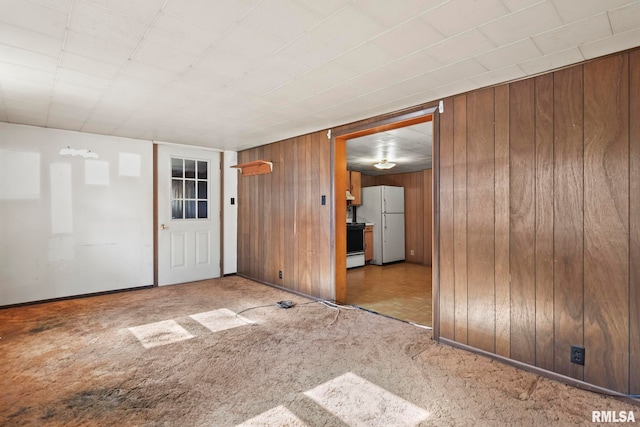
(333, 109, 436, 328)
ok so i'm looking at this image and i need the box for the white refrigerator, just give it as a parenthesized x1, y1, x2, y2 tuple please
(357, 185, 405, 265)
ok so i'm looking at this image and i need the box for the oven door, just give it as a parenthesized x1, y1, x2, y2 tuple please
(346, 225, 364, 254)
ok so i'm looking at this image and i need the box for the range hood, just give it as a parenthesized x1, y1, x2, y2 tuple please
(346, 190, 355, 201)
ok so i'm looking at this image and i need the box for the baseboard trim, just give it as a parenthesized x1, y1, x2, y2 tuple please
(0, 285, 154, 310)
(236, 274, 325, 303)
(439, 337, 640, 405)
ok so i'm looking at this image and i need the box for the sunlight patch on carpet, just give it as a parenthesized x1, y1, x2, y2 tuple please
(235, 405, 308, 427)
(190, 308, 254, 333)
(304, 372, 429, 427)
(128, 319, 194, 349)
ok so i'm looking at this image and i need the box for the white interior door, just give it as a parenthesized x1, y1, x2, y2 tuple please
(157, 145, 220, 286)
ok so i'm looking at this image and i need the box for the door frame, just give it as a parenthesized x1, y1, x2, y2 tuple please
(331, 105, 441, 338)
(153, 141, 224, 286)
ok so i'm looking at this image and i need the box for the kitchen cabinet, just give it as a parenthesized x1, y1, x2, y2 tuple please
(347, 170, 362, 205)
(364, 225, 373, 262)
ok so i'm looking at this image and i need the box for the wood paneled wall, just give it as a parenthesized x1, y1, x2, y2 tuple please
(361, 170, 432, 266)
(236, 131, 333, 300)
(438, 50, 640, 394)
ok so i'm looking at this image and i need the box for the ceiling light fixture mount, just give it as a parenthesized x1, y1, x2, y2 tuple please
(373, 159, 396, 170)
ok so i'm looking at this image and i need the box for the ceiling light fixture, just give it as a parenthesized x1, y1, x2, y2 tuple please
(373, 159, 396, 170)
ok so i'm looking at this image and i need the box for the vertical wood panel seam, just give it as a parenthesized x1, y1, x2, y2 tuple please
(581, 64, 585, 368)
(531, 81, 536, 363)
(465, 95, 470, 341)
(552, 72, 556, 373)
(629, 53, 632, 394)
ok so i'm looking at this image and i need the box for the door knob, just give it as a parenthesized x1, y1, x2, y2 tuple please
(160, 224, 167, 230)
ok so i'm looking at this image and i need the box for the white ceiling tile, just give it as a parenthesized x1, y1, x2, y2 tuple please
(354, 0, 447, 27)
(52, 81, 105, 106)
(310, 5, 387, 51)
(277, 34, 344, 69)
(192, 47, 255, 80)
(69, 1, 148, 48)
(430, 79, 481, 99)
(551, 0, 634, 24)
(108, 75, 166, 96)
(132, 40, 199, 74)
(479, 1, 563, 45)
(386, 73, 442, 96)
(297, 62, 357, 92)
(426, 58, 488, 84)
(382, 50, 444, 80)
(56, 68, 113, 91)
(290, 82, 365, 112)
(475, 38, 542, 70)
(500, 0, 545, 12)
(579, 27, 640, 60)
(241, 0, 325, 42)
(120, 61, 179, 85)
(518, 46, 584, 75)
(145, 12, 221, 56)
(0, 0, 68, 38)
(0, 44, 58, 73)
(227, 73, 292, 97)
(81, 121, 118, 134)
(333, 43, 396, 74)
(30, 0, 73, 12)
(294, 0, 352, 17)
(260, 78, 320, 107)
(349, 66, 398, 92)
(0, 23, 64, 57)
(6, 109, 48, 127)
(214, 24, 286, 63)
(533, 13, 611, 55)
(420, 0, 510, 37)
(64, 30, 135, 65)
(3, 98, 49, 113)
(177, 68, 227, 94)
(247, 55, 307, 80)
(608, 2, 640, 34)
(425, 29, 496, 64)
(46, 114, 87, 132)
(469, 65, 526, 88)
(60, 52, 124, 78)
(371, 18, 445, 58)
(0, 62, 56, 86)
(82, 0, 165, 25)
(163, 0, 255, 34)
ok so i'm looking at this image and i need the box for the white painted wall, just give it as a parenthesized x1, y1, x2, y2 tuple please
(0, 122, 153, 305)
(223, 150, 238, 275)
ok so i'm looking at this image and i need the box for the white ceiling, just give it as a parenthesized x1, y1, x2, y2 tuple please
(347, 121, 432, 175)
(1, 0, 639, 152)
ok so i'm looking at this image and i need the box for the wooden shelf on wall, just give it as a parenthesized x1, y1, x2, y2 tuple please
(231, 160, 273, 176)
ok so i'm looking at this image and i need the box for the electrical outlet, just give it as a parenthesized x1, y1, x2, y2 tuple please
(278, 270, 282, 279)
(570, 345, 585, 365)
(410, 249, 414, 256)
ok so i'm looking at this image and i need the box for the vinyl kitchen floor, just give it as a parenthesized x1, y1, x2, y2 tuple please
(346, 262, 432, 327)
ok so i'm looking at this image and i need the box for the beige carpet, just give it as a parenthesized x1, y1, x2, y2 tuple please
(0, 276, 636, 426)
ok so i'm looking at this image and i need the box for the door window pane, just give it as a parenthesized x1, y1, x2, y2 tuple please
(172, 200, 183, 219)
(185, 160, 196, 178)
(170, 157, 209, 220)
(198, 201, 208, 218)
(185, 200, 196, 219)
(197, 181, 207, 199)
(172, 158, 183, 178)
(197, 161, 207, 179)
(185, 180, 196, 199)
(172, 179, 183, 199)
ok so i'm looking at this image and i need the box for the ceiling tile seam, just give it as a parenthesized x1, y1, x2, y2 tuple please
(606, 10, 615, 35)
(78, 0, 170, 134)
(577, 25, 640, 59)
(79, 0, 160, 26)
(46, 0, 74, 127)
